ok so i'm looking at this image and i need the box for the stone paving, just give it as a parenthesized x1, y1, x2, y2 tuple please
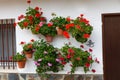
(0, 73, 103, 80)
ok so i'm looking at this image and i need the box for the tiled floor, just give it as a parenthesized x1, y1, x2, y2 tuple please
(0, 73, 103, 80)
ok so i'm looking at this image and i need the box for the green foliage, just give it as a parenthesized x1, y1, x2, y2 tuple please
(68, 17, 93, 43)
(17, 7, 93, 43)
(17, 7, 47, 34)
(23, 43, 33, 52)
(61, 44, 94, 73)
(50, 16, 70, 30)
(12, 52, 26, 61)
(39, 24, 57, 36)
(33, 39, 64, 76)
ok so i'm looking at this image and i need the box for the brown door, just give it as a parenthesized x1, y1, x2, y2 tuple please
(102, 13, 120, 80)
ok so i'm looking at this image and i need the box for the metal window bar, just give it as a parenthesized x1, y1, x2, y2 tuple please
(0, 19, 16, 69)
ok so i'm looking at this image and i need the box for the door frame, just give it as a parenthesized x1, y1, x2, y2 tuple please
(102, 13, 120, 80)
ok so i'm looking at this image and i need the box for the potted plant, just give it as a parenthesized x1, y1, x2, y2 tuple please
(20, 39, 34, 58)
(33, 39, 64, 77)
(12, 52, 26, 68)
(61, 43, 98, 74)
(67, 14, 93, 43)
(23, 43, 34, 58)
(39, 23, 57, 42)
(50, 14, 71, 36)
(17, 6, 47, 34)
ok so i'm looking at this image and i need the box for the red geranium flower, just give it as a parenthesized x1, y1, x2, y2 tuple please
(80, 14, 84, 17)
(89, 48, 93, 52)
(80, 45, 84, 48)
(40, 17, 46, 21)
(23, 22, 28, 27)
(40, 12, 43, 15)
(83, 34, 90, 38)
(62, 61, 66, 65)
(68, 48, 74, 54)
(66, 54, 71, 59)
(66, 17, 71, 22)
(13, 22, 17, 27)
(91, 69, 96, 73)
(95, 58, 100, 64)
(30, 39, 34, 42)
(63, 31, 70, 39)
(18, 14, 24, 21)
(27, 0, 31, 4)
(35, 6, 39, 11)
(47, 22, 53, 27)
(76, 25, 81, 30)
(35, 13, 41, 18)
(65, 23, 74, 30)
(85, 63, 90, 68)
(88, 56, 92, 61)
(80, 18, 89, 24)
(27, 44, 33, 49)
(28, 16, 33, 21)
(59, 57, 64, 61)
(35, 26, 40, 32)
(20, 41, 25, 45)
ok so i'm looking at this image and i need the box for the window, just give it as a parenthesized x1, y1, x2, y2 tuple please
(0, 19, 16, 69)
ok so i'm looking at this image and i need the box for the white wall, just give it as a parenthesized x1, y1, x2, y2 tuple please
(1, 0, 120, 74)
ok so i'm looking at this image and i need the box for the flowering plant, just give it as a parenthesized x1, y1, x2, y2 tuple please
(10, 52, 26, 68)
(20, 39, 35, 58)
(67, 14, 93, 43)
(50, 15, 71, 38)
(50, 15, 70, 31)
(20, 39, 35, 52)
(39, 23, 57, 37)
(17, 6, 47, 34)
(12, 52, 26, 62)
(33, 39, 64, 76)
(49, 14, 93, 43)
(61, 43, 99, 73)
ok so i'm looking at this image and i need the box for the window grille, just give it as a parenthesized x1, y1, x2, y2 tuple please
(0, 19, 16, 69)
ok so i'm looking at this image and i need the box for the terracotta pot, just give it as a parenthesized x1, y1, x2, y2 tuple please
(56, 27, 63, 35)
(24, 51, 33, 58)
(17, 59, 26, 68)
(45, 35, 53, 42)
(57, 28, 63, 35)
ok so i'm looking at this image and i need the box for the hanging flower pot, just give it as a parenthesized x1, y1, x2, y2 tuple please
(12, 52, 26, 68)
(22, 42, 34, 58)
(56, 27, 63, 35)
(45, 35, 53, 42)
(24, 51, 33, 58)
(17, 59, 26, 68)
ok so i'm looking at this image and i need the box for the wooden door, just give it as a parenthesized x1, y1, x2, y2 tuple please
(102, 13, 120, 80)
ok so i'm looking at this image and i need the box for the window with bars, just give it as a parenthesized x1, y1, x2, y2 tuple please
(0, 19, 16, 69)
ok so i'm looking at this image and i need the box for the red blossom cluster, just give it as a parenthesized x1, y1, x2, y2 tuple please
(27, 0, 31, 4)
(65, 23, 74, 30)
(18, 14, 24, 21)
(63, 31, 70, 39)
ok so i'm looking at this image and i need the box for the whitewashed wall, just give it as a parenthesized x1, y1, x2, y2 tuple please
(1, 0, 120, 74)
